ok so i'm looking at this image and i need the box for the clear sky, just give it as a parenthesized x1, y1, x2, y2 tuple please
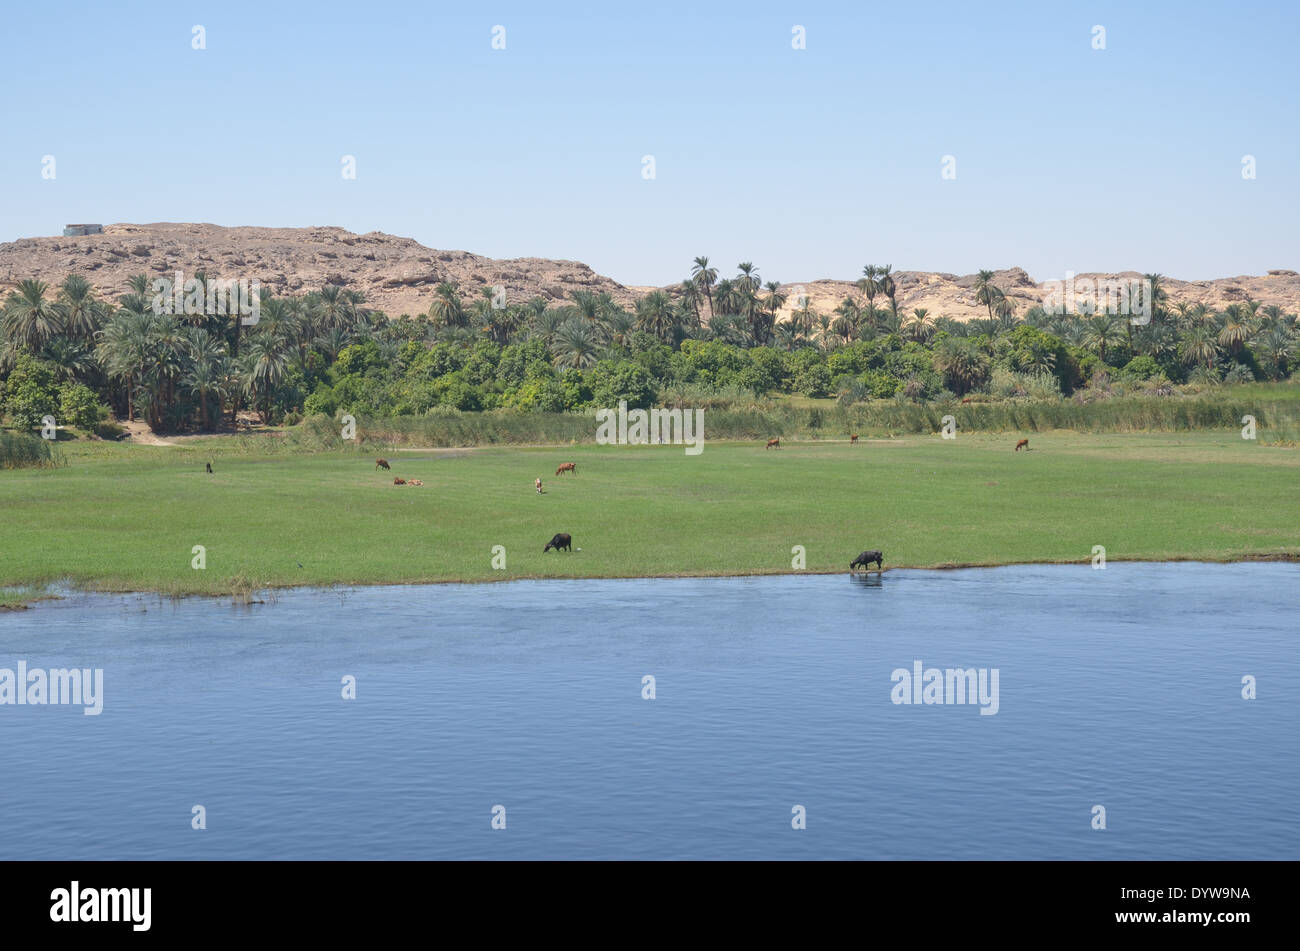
(1, 0, 1295, 287)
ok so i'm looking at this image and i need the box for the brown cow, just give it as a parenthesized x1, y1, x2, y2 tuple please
(1015, 439, 1029, 451)
(850, 434, 859, 444)
(961, 397, 973, 405)
(393, 477, 406, 485)
(376, 458, 391, 470)
(556, 462, 577, 476)
(765, 438, 780, 450)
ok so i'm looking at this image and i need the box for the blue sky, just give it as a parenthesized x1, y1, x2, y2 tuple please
(1, 0, 1296, 287)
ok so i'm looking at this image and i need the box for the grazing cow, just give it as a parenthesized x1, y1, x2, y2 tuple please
(205, 462, 213, 474)
(376, 458, 391, 471)
(556, 462, 577, 476)
(850, 434, 859, 444)
(535, 478, 543, 494)
(765, 438, 780, 450)
(850, 550, 884, 571)
(393, 477, 406, 485)
(1015, 439, 1029, 451)
(961, 397, 973, 405)
(543, 532, 572, 553)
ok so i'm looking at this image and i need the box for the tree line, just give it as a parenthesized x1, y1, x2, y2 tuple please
(0, 264, 1295, 434)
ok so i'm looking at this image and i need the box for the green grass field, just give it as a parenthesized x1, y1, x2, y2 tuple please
(0, 432, 1296, 598)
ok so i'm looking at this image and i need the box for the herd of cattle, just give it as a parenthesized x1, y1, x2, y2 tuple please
(358, 435, 1034, 571)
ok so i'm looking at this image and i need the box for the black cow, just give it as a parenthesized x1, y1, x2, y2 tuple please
(205, 462, 213, 474)
(543, 532, 573, 553)
(850, 549, 883, 571)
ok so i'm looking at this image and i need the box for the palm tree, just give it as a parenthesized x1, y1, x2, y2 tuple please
(706, 313, 748, 346)
(635, 291, 678, 342)
(141, 315, 187, 429)
(973, 270, 1002, 321)
(534, 307, 570, 343)
(829, 314, 858, 345)
(877, 265, 898, 318)
(182, 332, 230, 431)
(1082, 313, 1124, 364)
(96, 308, 152, 420)
(1254, 327, 1294, 379)
(314, 327, 352, 363)
(241, 335, 290, 420)
(678, 280, 703, 326)
(1258, 304, 1286, 332)
(1218, 304, 1250, 358)
(316, 283, 354, 331)
(127, 273, 152, 298)
(857, 265, 881, 321)
(482, 304, 520, 346)
(932, 339, 990, 395)
(773, 322, 804, 351)
(713, 278, 740, 318)
(1182, 325, 1219, 370)
(1141, 274, 1167, 343)
(736, 262, 761, 294)
(40, 338, 97, 382)
(904, 308, 936, 343)
(553, 318, 601, 369)
(3, 279, 65, 350)
(691, 257, 718, 320)
(570, 290, 602, 323)
(604, 310, 636, 349)
(254, 297, 298, 348)
(57, 275, 106, 341)
(428, 281, 467, 330)
(877, 310, 903, 336)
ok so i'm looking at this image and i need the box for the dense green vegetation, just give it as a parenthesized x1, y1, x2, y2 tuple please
(1, 265, 1296, 440)
(0, 433, 1295, 598)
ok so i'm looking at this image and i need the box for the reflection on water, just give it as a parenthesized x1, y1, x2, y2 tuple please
(848, 572, 884, 589)
(0, 563, 1296, 860)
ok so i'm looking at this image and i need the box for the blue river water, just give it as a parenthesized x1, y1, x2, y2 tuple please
(0, 563, 1295, 859)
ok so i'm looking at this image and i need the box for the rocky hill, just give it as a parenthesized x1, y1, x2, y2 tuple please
(0, 223, 641, 317)
(0, 223, 1296, 322)
(766, 267, 1300, 324)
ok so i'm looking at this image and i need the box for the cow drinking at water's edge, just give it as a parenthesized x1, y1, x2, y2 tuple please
(850, 550, 884, 571)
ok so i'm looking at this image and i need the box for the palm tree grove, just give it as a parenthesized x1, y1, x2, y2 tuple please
(2, 263, 1295, 443)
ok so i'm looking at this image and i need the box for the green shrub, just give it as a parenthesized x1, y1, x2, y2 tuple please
(58, 383, 107, 430)
(2, 355, 60, 432)
(0, 431, 63, 468)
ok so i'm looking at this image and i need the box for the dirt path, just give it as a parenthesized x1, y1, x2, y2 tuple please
(120, 421, 178, 446)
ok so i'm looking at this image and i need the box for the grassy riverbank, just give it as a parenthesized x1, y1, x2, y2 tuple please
(0, 431, 1296, 600)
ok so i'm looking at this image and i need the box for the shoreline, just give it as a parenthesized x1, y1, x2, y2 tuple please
(6, 552, 1298, 609)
